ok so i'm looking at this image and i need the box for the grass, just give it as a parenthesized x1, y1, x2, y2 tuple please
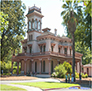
(12, 82, 80, 89)
(1, 84, 26, 91)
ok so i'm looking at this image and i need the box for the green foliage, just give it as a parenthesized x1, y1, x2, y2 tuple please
(0, 12, 9, 37)
(81, 73, 88, 78)
(63, 61, 72, 74)
(1, 0, 26, 61)
(75, 42, 91, 65)
(54, 64, 67, 78)
(75, 72, 79, 78)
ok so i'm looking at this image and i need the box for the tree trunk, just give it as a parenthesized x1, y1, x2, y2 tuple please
(72, 32, 75, 82)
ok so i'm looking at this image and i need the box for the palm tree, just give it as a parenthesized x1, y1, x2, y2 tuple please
(61, 1, 82, 38)
(61, 1, 82, 82)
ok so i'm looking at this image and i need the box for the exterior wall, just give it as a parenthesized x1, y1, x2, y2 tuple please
(83, 67, 92, 76)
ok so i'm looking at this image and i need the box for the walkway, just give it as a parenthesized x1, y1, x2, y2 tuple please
(6, 84, 42, 91)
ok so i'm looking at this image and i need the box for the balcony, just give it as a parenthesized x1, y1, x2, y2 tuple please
(17, 51, 82, 59)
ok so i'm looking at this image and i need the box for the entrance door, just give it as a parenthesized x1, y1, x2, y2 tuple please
(35, 62, 37, 72)
(51, 61, 53, 73)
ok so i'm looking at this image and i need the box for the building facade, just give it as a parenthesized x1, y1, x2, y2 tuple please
(83, 64, 92, 77)
(12, 5, 83, 76)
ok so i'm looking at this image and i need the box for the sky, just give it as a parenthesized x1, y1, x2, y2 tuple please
(22, 0, 67, 39)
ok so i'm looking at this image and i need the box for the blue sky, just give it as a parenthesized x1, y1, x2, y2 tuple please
(22, 0, 67, 39)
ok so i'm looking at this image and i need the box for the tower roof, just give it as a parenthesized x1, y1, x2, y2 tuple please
(26, 5, 44, 18)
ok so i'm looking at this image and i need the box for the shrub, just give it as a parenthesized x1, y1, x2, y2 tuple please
(63, 61, 72, 74)
(75, 72, 79, 78)
(81, 73, 88, 78)
(54, 64, 67, 78)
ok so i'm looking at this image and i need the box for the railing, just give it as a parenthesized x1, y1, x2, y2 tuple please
(17, 51, 81, 58)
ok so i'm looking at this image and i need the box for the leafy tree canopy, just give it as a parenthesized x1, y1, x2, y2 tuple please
(1, 0, 26, 61)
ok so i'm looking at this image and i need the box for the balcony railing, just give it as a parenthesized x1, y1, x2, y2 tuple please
(17, 51, 82, 58)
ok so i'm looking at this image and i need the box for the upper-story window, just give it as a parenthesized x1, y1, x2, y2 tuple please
(35, 20, 37, 29)
(30, 46, 32, 53)
(43, 45, 45, 52)
(58, 48, 60, 53)
(29, 21, 31, 29)
(38, 21, 41, 29)
(51, 46, 53, 52)
(29, 35, 33, 41)
(64, 48, 67, 54)
(70, 49, 71, 55)
(40, 46, 42, 52)
(32, 19, 34, 29)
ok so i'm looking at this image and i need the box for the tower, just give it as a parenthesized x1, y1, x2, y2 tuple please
(26, 5, 44, 32)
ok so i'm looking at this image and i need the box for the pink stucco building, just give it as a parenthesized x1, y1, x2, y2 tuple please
(83, 64, 92, 77)
(12, 5, 83, 77)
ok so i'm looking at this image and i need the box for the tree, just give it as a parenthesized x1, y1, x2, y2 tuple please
(1, 0, 26, 61)
(61, 1, 82, 38)
(75, 41, 92, 65)
(61, 1, 81, 82)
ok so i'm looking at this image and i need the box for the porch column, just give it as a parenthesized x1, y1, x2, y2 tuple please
(17, 61, 19, 75)
(39, 59, 42, 74)
(76, 62, 77, 72)
(79, 61, 81, 74)
(11, 61, 14, 72)
(21, 61, 22, 71)
(31, 59, 33, 72)
(24, 59, 27, 75)
(49, 59, 51, 75)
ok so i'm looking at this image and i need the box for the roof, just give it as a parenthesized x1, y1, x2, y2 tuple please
(83, 63, 92, 67)
(42, 28, 51, 32)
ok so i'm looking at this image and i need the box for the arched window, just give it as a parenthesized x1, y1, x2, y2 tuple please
(32, 19, 34, 28)
(29, 21, 31, 29)
(38, 21, 41, 29)
(35, 20, 37, 29)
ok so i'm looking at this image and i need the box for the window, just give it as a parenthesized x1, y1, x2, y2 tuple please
(43, 45, 45, 52)
(51, 61, 53, 73)
(43, 61, 45, 72)
(29, 35, 33, 41)
(32, 20, 34, 28)
(51, 46, 53, 52)
(58, 48, 60, 53)
(38, 21, 41, 29)
(24, 47, 27, 53)
(35, 20, 37, 29)
(70, 49, 71, 55)
(40, 46, 42, 52)
(64, 48, 67, 54)
(29, 21, 31, 29)
(30, 47, 32, 53)
(35, 62, 37, 72)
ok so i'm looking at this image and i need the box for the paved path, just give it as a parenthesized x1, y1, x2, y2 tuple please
(1, 78, 61, 84)
(6, 84, 42, 91)
(1, 78, 92, 91)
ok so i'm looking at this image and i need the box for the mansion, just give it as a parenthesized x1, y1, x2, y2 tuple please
(12, 5, 83, 76)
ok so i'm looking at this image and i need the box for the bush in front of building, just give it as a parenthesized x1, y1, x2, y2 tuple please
(52, 62, 73, 78)
(75, 72, 79, 78)
(63, 61, 72, 74)
(53, 64, 67, 78)
(81, 73, 88, 78)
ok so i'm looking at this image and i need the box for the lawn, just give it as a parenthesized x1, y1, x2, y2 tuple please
(1, 84, 26, 91)
(13, 82, 80, 89)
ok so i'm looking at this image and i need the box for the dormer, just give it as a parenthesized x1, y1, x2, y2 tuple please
(42, 28, 51, 32)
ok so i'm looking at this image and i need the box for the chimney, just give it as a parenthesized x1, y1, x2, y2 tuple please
(54, 28, 57, 36)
